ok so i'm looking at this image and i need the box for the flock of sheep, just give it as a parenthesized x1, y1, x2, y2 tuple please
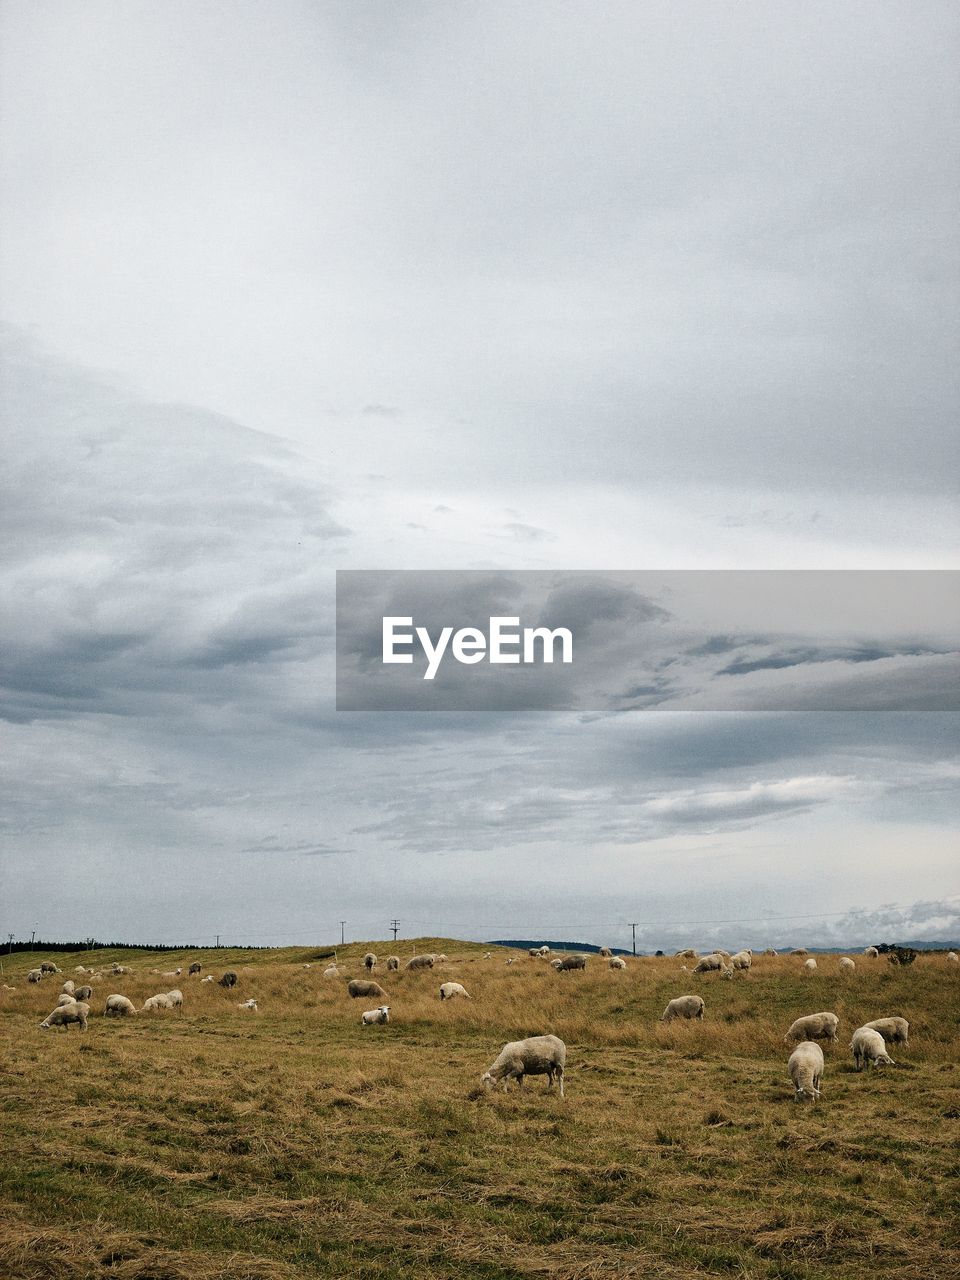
(16, 943, 956, 1103)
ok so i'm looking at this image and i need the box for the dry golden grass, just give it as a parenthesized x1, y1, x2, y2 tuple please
(1, 939, 958, 1278)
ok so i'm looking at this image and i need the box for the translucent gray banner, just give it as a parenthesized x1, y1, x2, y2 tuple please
(335, 570, 960, 712)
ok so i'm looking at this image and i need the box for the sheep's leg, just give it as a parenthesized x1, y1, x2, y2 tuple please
(557, 1067, 564, 1099)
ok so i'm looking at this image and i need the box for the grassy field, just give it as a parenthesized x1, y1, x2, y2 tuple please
(1, 939, 958, 1279)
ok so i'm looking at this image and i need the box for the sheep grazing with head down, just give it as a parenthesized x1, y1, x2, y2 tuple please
(104, 994, 137, 1017)
(863, 1016, 909, 1045)
(61, 980, 76, 996)
(721, 965, 735, 980)
(803, 958, 818, 971)
(361, 1005, 390, 1025)
(39, 962, 60, 975)
(323, 965, 340, 979)
(165, 989, 183, 1009)
(947, 951, 958, 965)
(142, 993, 173, 1012)
(40, 1001, 89, 1032)
(863, 946, 880, 958)
(481, 1034, 566, 1098)
(219, 972, 238, 989)
(851, 1026, 896, 1071)
(537, 946, 550, 956)
(557, 955, 586, 973)
(347, 979, 386, 999)
(363, 953, 377, 972)
(675, 949, 698, 959)
(609, 956, 627, 970)
(74, 985, 92, 1001)
(189, 962, 202, 975)
(27, 969, 43, 984)
(693, 954, 723, 974)
(788, 1041, 824, 1102)
(791, 949, 809, 956)
(661, 995, 705, 1022)
(731, 950, 752, 970)
(599, 947, 613, 958)
(528, 948, 540, 958)
(764, 949, 779, 957)
(439, 982, 471, 1001)
(838, 957, 856, 973)
(56, 993, 77, 1007)
(784, 1012, 840, 1044)
(386, 956, 400, 971)
(405, 954, 434, 971)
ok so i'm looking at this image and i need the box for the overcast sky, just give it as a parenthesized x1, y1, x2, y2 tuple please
(1, 2, 958, 949)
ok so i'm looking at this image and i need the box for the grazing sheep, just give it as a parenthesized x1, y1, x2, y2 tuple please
(238, 999, 258, 1010)
(947, 951, 958, 964)
(863, 946, 880, 958)
(386, 956, 400, 971)
(764, 949, 779, 956)
(557, 955, 586, 972)
(863, 1016, 909, 1045)
(188, 963, 202, 975)
(731, 950, 752, 970)
(40, 1001, 89, 1032)
(166, 989, 183, 1009)
(791, 948, 809, 956)
(693, 953, 723, 974)
(599, 947, 613, 957)
(803, 958, 818, 971)
(839, 957, 856, 973)
(323, 965, 340, 978)
(481, 1034, 566, 1098)
(537, 946, 550, 956)
(661, 995, 705, 1022)
(61, 980, 76, 995)
(851, 1026, 896, 1070)
(675, 949, 698, 959)
(360, 1005, 390, 1025)
(439, 982, 471, 1000)
(784, 1012, 840, 1044)
(74, 966, 88, 974)
(142, 993, 173, 1012)
(219, 972, 238, 988)
(56, 993, 77, 1007)
(74, 985, 92, 1001)
(27, 969, 43, 984)
(111, 965, 131, 975)
(788, 1041, 825, 1102)
(405, 954, 435, 971)
(200, 975, 214, 983)
(609, 956, 627, 970)
(435, 953, 448, 963)
(39, 962, 60, 974)
(347, 979, 387, 999)
(104, 994, 137, 1017)
(363, 952, 377, 972)
(528, 948, 540, 958)
(721, 964, 735, 980)
(549, 958, 563, 970)
(161, 969, 182, 977)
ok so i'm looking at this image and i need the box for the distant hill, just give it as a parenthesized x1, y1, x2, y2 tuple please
(488, 939, 634, 956)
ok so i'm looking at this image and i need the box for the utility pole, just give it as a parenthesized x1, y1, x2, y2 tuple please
(215, 934, 220, 948)
(630, 923, 639, 956)
(340, 921, 346, 945)
(7, 933, 14, 953)
(390, 919, 399, 942)
(30, 929, 36, 951)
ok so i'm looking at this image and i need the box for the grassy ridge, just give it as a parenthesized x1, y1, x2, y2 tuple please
(1, 939, 958, 1278)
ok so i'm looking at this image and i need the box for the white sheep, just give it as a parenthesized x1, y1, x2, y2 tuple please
(386, 956, 400, 971)
(788, 1041, 824, 1102)
(56, 993, 77, 1007)
(609, 956, 627, 970)
(838, 957, 856, 973)
(863, 946, 880, 958)
(200, 975, 214, 983)
(693, 953, 723, 974)
(142, 993, 173, 1012)
(537, 946, 550, 956)
(439, 982, 471, 1001)
(104, 994, 137, 1017)
(74, 985, 92, 1001)
(661, 995, 705, 1022)
(947, 951, 958, 964)
(783, 1012, 840, 1043)
(598, 947, 613, 957)
(238, 998, 258, 1011)
(61, 980, 76, 995)
(764, 949, 779, 957)
(323, 965, 340, 978)
(27, 969, 43, 984)
(405, 954, 434, 971)
(731, 950, 752, 970)
(549, 958, 563, 970)
(675, 949, 698, 959)
(363, 952, 377, 972)
(803, 958, 818, 971)
(165, 989, 183, 1009)
(40, 1001, 89, 1032)
(862, 1016, 909, 1045)
(361, 1005, 390, 1025)
(481, 1034, 566, 1098)
(851, 1026, 896, 1070)
(347, 979, 387, 999)
(39, 961, 61, 975)
(721, 964, 735, 980)
(74, 966, 88, 974)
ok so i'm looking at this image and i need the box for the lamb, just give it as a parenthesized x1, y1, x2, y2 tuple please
(74, 985, 92, 1001)
(783, 1012, 840, 1044)
(693, 953, 723, 974)
(439, 982, 471, 1000)
(862, 1016, 909, 1045)
(838, 957, 856, 973)
(481, 1034, 566, 1097)
(731, 950, 752, 970)
(165, 989, 183, 1009)
(61, 980, 76, 995)
(188, 963, 202, 975)
(104, 994, 137, 1017)
(788, 1041, 824, 1102)
(27, 969, 43, 984)
(609, 956, 627, 970)
(142, 993, 173, 1011)
(557, 955, 586, 972)
(361, 1005, 390, 1025)
(851, 1025, 896, 1070)
(803, 958, 818, 971)
(405, 954, 435, 971)
(347, 979, 387, 999)
(40, 1000, 89, 1031)
(661, 995, 705, 1022)
(863, 946, 880, 958)
(386, 956, 400, 971)
(219, 971, 238, 988)
(363, 952, 377, 972)
(39, 961, 61, 974)
(238, 999, 258, 1010)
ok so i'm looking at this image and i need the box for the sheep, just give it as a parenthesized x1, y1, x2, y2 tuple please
(74, 966, 88, 974)
(528, 948, 540, 958)
(363, 952, 377, 972)
(347, 979, 387, 999)
(863, 946, 880, 958)
(56, 993, 77, 1007)
(783, 1012, 840, 1044)
(40, 1001, 89, 1032)
(161, 969, 182, 977)
(803, 958, 818, 971)
(219, 972, 238, 988)
(200, 975, 214, 983)
(405, 954, 434, 971)
(142, 993, 173, 1011)
(947, 951, 959, 964)
(675, 949, 698, 959)
(549, 958, 563, 970)
(481, 1034, 566, 1098)
(165, 989, 183, 1009)
(851, 1026, 896, 1070)
(599, 947, 613, 957)
(323, 965, 340, 978)
(386, 956, 400, 971)
(537, 946, 550, 956)
(439, 982, 471, 1000)
(61, 980, 76, 995)
(361, 1005, 390, 1025)
(111, 965, 131, 975)
(483, 952, 492, 959)
(731, 950, 752, 970)
(790, 948, 809, 956)
(862, 1016, 909, 1045)
(788, 1041, 824, 1102)
(238, 998, 258, 1010)
(188, 963, 202, 975)
(609, 956, 627, 970)
(661, 995, 705, 1022)
(838, 957, 856, 973)
(39, 961, 60, 974)
(557, 955, 586, 972)
(506, 958, 515, 965)
(27, 969, 43, 984)
(721, 964, 735, 980)
(74, 985, 92, 1001)
(693, 953, 723, 974)
(764, 949, 779, 957)
(104, 994, 137, 1017)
